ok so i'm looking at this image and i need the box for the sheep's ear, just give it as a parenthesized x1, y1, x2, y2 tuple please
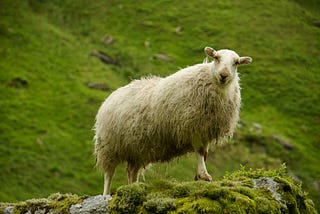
(204, 47, 217, 58)
(239, 56, 252, 65)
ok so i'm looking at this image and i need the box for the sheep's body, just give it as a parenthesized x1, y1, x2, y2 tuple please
(94, 47, 252, 195)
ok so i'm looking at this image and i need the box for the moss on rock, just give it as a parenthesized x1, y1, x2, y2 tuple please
(108, 183, 147, 213)
(1, 167, 316, 213)
(108, 166, 317, 214)
(0, 193, 87, 214)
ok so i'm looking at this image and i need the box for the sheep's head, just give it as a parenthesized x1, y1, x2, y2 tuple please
(204, 47, 252, 85)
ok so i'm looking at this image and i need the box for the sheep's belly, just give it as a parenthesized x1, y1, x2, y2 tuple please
(121, 135, 195, 164)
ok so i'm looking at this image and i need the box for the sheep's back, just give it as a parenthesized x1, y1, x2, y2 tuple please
(94, 76, 161, 163)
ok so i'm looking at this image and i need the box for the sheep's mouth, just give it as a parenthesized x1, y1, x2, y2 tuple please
(219, 78, 229, 85)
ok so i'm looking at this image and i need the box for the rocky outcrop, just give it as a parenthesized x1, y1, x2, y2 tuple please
(70, 195, 111, 214)
(1, 194, 111, 214)
(1, 167, 317, 214)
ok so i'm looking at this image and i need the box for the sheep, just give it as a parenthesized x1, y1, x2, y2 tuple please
(94, 46, 252, 196)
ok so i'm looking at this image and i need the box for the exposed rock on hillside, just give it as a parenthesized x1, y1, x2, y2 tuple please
(87, 82, 110, 91)
(89, 50, 119, 65)
(0, 167, 316, 213)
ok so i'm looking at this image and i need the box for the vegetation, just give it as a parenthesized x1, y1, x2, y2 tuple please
(108, 167, 317, 213)
(0, 0, 319, 211)
(1, 167, 316, 213)
(0, 193, 87, 214)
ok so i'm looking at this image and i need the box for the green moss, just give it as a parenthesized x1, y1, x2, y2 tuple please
(170, 181, 215, 198)
(232, 186, 256, 199)
(170, 184, 191, 198)
(143, 197, 176, 214)
(225, 191, 257, 213)
(255, 196, 282, 214)
(204, 188, 229, 200)
(108, 167, 317, 213)
(4, 168, 315, 213)
(0, 203, 10, 213)
(108, 183, 147, 213)
(175, 197, 222, 213)
(47, 193, 87, 213)
(7, 193, 86, 214)
(174, 197, 194, 213)
(189, 198, 222, 213)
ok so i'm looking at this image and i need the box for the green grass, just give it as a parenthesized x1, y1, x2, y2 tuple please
(0, 0, 319, 210)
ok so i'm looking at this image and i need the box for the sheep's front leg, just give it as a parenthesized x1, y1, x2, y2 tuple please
(195, 146, 212, 181)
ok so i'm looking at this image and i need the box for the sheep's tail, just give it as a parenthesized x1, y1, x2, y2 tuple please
(93, 133, 104, 169)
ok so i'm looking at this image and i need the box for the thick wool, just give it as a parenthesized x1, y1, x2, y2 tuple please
(94, 62, 240, 172)
(95, 47, 252, 195)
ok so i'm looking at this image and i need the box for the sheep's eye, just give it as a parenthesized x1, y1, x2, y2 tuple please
(234, 60, 239, 66)
(213, 56, 220, 62)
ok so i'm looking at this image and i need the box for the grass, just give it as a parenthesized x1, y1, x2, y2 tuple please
(0, 0, 319, 211)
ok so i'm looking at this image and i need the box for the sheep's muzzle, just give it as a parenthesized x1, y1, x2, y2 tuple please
(218, 69, 230, 84)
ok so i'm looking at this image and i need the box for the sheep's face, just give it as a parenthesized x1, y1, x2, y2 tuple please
(204, 47, 252, 86)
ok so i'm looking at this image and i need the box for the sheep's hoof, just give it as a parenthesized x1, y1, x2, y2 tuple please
(194, 174, 213, 182)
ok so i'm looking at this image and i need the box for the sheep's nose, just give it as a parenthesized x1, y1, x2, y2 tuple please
(220, 73, 228, 82)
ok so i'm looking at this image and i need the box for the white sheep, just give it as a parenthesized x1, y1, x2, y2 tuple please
(94, 47, 252, 195)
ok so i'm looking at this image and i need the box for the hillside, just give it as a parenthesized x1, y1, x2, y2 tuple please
(0, 0, 320, 210)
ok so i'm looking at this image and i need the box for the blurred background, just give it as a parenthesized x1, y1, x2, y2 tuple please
(0, 0, 319, 210)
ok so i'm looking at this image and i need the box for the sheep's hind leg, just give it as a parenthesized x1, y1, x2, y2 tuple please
(195, 146, 212, 182)
(127, 162, 141, 184)
(103, 165, 116, 196)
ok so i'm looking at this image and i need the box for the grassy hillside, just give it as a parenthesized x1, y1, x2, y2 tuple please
(1, 0, 319, 210)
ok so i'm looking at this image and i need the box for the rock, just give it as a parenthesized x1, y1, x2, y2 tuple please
(313, 180, 320, 191)
(144, 40, 150, 48)
(89, 50, 119, 65)
(87, 82, 110, 91)
(7, 77, 28, 88)
(250, 122, 263, 134)
(69, 195, 111, 214)
(175, 26, 182, 34)
(272, 135, 294, 150)
(288, 172, 301, 183)
(2, 206, 14, 214)
(152, 53, 174, 62)
(103, 35, 114, 45)
(301, 124, 309, 132)
(34, 208, 46, 214)
(36, 137, 44, 146)
(314, 22, 320, 28)
(253, 177, 286, 208)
